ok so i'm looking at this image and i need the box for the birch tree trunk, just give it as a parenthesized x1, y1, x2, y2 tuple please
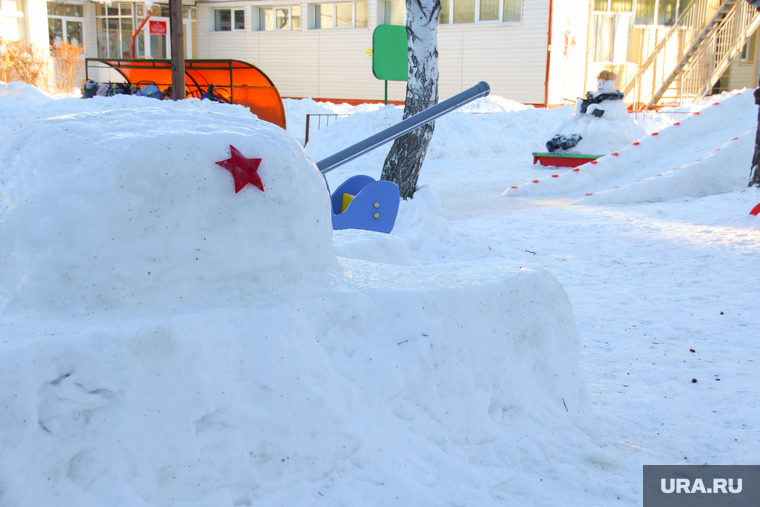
(751, 88, 760, 187)
(380, 0, 441, 199)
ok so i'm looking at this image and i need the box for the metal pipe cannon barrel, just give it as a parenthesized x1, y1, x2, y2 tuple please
(316, 81, 490, 174)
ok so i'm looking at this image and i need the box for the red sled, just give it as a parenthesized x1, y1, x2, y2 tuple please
(532, 152, 602, 167)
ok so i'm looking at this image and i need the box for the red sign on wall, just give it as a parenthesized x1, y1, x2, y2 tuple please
(149, 21, 167, 35)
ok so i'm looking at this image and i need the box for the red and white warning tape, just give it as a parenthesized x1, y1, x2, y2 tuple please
(514, 101, 747, 196)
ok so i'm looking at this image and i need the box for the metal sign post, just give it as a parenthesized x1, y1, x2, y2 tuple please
(372, 25, 408, 104)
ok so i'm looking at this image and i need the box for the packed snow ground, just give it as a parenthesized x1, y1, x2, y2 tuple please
(1, 81, 759, 507)
(296, 86, 760, 496)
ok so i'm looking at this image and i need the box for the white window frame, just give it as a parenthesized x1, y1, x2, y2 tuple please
(310, 2, 368, 29)
(590, 11, 631, 63)
(633, 0, 686, 27)
(741, 39, 750, 61)
(233, 9, 245, 30)
(253, 6, 271, 31)
(211, 8, 245, 32)
(253, 5, 301, 31)
(438, 0, 522, 26)
(275, 6, 291, 29)
(47, 2, 86, 47)
(383, 0, 404, 25)
(1, 0, 26, 42)
(95, 2, 137, 58)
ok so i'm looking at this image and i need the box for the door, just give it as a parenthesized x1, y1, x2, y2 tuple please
(146, 17, 170, 59)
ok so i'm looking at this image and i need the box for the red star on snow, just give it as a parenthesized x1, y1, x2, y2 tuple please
(215, 145, 264, 193)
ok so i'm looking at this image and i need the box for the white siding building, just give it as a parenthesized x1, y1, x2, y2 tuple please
(3, 0, 758, 107)
(195, 0, 590, 105)
(1, 0, 50, 49)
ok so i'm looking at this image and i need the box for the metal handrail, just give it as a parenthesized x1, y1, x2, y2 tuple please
(678, 1, 760, 101)
(621, 0, 731, 109)
(304, 113, 351, 145)
(622, 0, 704, 96)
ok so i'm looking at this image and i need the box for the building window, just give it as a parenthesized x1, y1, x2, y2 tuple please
(1, 0, 25, 42)
(95, 3, 136, 58)
(214, 8, 244, 31)
(741, 39, 750, 61)
(594, 0, 632, 12)
(634, 0, 692, 26)
(384, 0, 403, 25)
(47, 2, 84, 47)
(94, 3, 195, 59)
(312, 2, 368, 28)
(256, 5, 300, 30)
(439, 0, 520, 24)
(591, 0, 632, 63)
(590, 13, 631, 62)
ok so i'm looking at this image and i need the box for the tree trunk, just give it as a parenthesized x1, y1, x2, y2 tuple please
(169, 0, 186, 100)
(748, 2, 760, 186)
(380, 0, 441, 199)
(751, 88, 760, 187)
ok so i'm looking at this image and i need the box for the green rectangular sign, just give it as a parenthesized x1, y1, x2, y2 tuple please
(372, 25, 408, 82)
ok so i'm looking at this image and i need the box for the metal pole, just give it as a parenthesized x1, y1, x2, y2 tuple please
(130, 11, 151, 58)
(317, 81, 490, 174)
(169, 0, 185, 100)
(384, 80, 388, 105)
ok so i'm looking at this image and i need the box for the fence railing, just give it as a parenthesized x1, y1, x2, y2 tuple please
(304, 110, 502, 145)
(304, 113, 351, 145)
(630, 110, 692, 123)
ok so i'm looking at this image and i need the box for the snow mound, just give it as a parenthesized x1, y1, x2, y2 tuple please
(0, 93, 256, 143)
(574, 128, 755, 204)
(284, 98, 393, 144)
(456, 94, 533, 113)
(333, 229, 412, 265)
(391, 186, 459, 261)
(0, 95, 38, 141)
(429, 108, 563, 160)
(0, 81, 54, 105)
(0, 107, 337, 311)
(0, 259, 590, 506)
(504, 88, 757, 201)
(282, 97, 339, 144)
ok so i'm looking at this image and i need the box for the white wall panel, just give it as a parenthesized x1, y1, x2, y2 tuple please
(195, 0, 555, 104)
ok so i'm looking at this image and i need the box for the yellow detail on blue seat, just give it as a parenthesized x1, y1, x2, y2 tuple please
(341, 193, 355, 213)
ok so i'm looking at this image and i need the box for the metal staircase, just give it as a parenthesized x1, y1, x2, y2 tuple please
(622, 0, 760, 109)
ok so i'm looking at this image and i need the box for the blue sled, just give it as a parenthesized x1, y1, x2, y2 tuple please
(327, 175, 399, 234)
